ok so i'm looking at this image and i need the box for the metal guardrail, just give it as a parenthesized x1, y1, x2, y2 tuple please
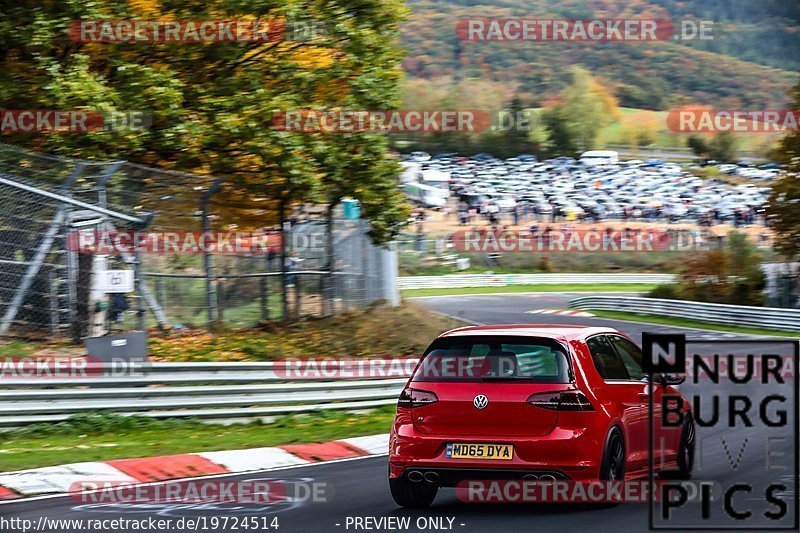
(0, 361, 415, 427)
(399, 273, 675, 290)
(569, 296, 800, 331)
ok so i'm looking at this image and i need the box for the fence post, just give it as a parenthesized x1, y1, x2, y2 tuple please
(295, 273, 302, 318)
(134, 252, 145, 331)
(200, 179, 225, 326)
(260, 275, 270, 321)
(156, 278, 166, 310)
(48, 267, 59, 337)
(383, 242, 400, 306)
(279, 200, 289, 321)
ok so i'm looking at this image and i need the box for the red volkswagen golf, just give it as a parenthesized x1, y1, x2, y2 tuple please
(388, 324, 694, 507)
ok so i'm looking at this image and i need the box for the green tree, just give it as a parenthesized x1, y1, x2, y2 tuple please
(766, 79, 800, 258)
(709, 132, 737, 162)
(559, 67, 620, 151)
(540, 67, 619, 156)
(687, 135, 710, 158)
(499, 96, 535, 158)
(541, 106, 577, 158)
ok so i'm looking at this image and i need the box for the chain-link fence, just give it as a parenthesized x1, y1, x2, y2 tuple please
(0, 142, 398, 340)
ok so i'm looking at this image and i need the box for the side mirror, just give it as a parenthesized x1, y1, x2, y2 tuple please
(655, 373, 685, 386)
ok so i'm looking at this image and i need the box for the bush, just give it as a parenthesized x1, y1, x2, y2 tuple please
(650, 232, 767, 306)
(648, 284, 680, 299)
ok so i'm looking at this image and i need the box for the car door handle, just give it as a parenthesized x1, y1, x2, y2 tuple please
(638, 393, 649, 401)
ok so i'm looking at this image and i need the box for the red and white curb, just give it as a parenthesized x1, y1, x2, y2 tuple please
(0, 433, 389, 500)
(525, 309, 595, 317)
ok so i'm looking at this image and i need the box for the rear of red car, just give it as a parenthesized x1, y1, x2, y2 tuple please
(389, 331, 610, 507)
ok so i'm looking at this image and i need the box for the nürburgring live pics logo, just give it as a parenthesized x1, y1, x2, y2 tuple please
(643, 333, 799, 530)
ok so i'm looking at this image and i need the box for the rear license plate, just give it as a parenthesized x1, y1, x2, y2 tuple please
(446, 443, 513, 460)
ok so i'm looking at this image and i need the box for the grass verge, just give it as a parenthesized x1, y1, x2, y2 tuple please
(588, 310, 800, 338)
(0, 302, 461, 362)
(403, 284, 657, 298)
(0, 408, 396, 472)
(149, 302, 461, 361)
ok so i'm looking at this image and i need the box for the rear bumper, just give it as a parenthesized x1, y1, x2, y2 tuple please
(394, 467, 569, 488)
(389, 424, 603, 482)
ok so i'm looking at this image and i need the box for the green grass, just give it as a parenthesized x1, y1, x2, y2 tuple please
(0, 409, 396, 472)
(403, 284, 658, 298)
(588, 310, 800, 338)
(527, 106, 778, 154)
(0, 339, 41, 358)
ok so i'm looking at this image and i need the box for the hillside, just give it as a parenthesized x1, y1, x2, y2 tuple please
(401, 0, 799, 109)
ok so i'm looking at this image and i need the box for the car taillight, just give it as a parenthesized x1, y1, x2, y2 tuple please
(526, 390, 594, 411)
(397, 388, 438, 408)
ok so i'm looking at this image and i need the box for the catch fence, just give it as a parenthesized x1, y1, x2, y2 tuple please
(0, 142, 398, 340)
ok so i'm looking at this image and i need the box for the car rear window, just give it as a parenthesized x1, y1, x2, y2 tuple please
(412, 335, 571, 383)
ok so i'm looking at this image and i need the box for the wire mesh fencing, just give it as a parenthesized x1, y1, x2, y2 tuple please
(0, 142, 398, 341)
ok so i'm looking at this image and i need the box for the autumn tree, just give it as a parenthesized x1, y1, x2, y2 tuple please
(671, 232, 765, 306)
(766, 78, 800, 258)
(542, 67, 620, 155)
(0, 0, 410, 234)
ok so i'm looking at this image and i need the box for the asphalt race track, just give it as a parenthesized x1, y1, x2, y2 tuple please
(1, 293, 797, 533)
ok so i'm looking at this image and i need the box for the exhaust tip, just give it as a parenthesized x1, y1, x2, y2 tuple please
(407, 470, 423, 483)
(423, 471, 440, 484)
(522, 474, 539, 481)
(539, 474, 557, 482)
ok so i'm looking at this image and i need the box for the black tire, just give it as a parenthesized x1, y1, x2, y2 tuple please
(600, 427, 625, 481)
(389, 477, 438, 508)
(676, 414, 696, 479)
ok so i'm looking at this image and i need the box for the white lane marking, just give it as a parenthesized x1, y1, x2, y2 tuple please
(526, 309, 596, 317)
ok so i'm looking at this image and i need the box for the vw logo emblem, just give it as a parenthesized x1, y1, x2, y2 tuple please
(473, 394, 488, 410)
